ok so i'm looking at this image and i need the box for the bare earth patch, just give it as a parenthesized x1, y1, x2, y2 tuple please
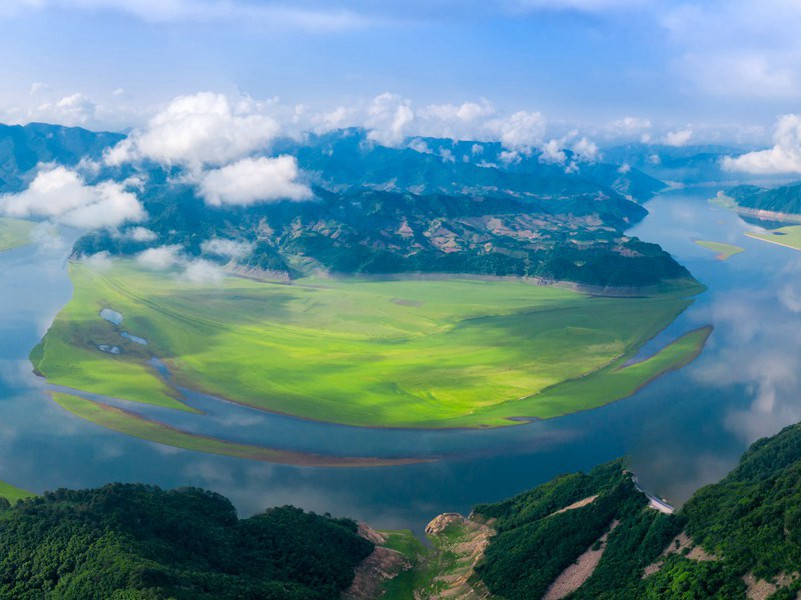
(743, 572, 799, 600)
(343, 524, 412, 600)
(542, 519, 620, 600)
(423, 513, 496, 599)
(642, 531, 719, 578)
(549, 495, 599, 517)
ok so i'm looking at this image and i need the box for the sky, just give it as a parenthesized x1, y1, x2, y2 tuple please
(0, 0, 800, 147)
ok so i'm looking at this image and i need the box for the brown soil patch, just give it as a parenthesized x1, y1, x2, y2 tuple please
(343, 524, 412, 600)
(542, 520, 620, 600)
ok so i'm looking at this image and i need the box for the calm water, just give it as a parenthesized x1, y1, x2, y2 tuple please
(0, 187, 798, 532)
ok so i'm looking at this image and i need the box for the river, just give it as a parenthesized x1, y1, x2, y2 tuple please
(0, 187, 797, 532)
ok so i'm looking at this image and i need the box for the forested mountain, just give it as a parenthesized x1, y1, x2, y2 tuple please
(727, 181, 801, 215)
(283, 129, 666, 200)
(74, 181, 692, 288)
(0, 484, 371, 599)
(449, 420, 801, 599)
(6, 421, 801, 599)
(0, 122, 123, 192)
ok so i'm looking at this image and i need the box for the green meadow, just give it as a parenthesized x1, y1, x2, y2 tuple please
(694, 240, 744, 260)
(51, 393, 426, 467)
(746, 225, 801, 252)
(0, 217, 34, 252)
(0, 481, 34, 504)
(33, 262, 706, 429)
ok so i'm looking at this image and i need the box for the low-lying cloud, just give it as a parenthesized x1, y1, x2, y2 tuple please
(198, 156, 313, 206)
(0, 165, 145, 228)
(724, 114, 801, 174)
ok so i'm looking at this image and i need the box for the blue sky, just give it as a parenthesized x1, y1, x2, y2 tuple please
(0, 0, 799, 145)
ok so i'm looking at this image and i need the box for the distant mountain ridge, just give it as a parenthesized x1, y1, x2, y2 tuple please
(0, 122, 123, 192)
(0, 122, 696, 289)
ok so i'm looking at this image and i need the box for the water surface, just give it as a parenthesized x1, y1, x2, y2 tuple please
(0, 188, 797, 532)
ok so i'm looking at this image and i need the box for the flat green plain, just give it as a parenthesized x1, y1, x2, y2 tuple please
(51, 393, 428, 467)
(694, 240, 744, 260)
(0, 217, 34, 252)
(746, 226, 801, 252)
(33, 262, 707, 429)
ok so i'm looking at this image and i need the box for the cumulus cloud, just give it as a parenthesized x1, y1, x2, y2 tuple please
(663, 128, 693, 147)
(491, 110, 547, 152)
(539, 139, 567, 164)
(723, 114, 801, 174)
(572, 137, 600, 162)
(32, 93, 96, 126)
(200, 238, 254, 260)
(198, 156, 313, 206)
(136, 245, 183, 269)
(125, 226, 157, 242)
(365, 93, 415, 147)
(0, 165, 145, 228)
(105, 92, 280, 168)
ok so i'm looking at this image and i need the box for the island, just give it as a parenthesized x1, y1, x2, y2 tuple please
(693, 240, 745, 260)
(32, 261, 709, 431)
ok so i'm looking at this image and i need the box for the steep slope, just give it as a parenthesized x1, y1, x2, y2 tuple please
(727, 182, 801, 216)
(420, 421, 801, 599)
(0, 484, 372, 600)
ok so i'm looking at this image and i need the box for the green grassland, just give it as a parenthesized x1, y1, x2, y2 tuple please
(0, 217, 34, 252)
(0, 481, 34, 504)
(746, 225, 801, 252)
(33, 262, 707, 429)
(694, 240, 744, 260)
(51, 393, 427, 467)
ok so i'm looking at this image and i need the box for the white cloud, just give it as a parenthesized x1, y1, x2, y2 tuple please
(723, 114, 801, 174)
(663, 128, 693, 147)
(572, 137, 600, 162)
(198, 156, 312, 206)
(81, 251, 114, 270)
(539, 139, 567, 164)
(491, 110, 547, 152)
(604, 116, 652, 141)
(136, 245, 183, 269)
(105, 92, 280, 168)
(0, 165, 145, 228)
(366, 93, 415, 147)
(183, 259, 224, 284)
(126, 226, 157, 242)
(200, 238, 254, 259)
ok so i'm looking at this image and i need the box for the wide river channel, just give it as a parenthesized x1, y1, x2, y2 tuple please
(0, 186, 797, 532)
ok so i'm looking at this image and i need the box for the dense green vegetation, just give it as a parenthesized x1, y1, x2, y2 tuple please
(0, 218, 34, 252)
(694, 240, 744, 260)
(33, 261, 705, 429)
(456, 419, 801, 599)
(728, 181, 801, 216)
(0, 483, 372, 599)
(473, 460, 682, 600)
(52, 393, 425, 468)
(74, 183, 690, 289)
